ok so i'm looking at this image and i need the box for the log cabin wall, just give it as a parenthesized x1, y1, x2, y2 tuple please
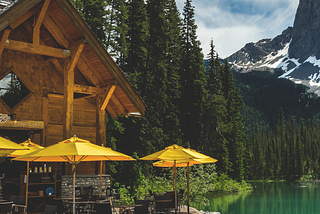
(0, 0, 146, 176)
(0, 26, 97, 174)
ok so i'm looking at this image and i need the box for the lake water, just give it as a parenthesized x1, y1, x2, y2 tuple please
(198, 181, 320, 214)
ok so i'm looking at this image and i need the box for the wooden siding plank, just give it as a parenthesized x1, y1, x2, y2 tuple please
(49, 58, 64, 76)
(77, 57, 101, 86)
(110, 94, 127, 116)
(43, 13, 70, 48)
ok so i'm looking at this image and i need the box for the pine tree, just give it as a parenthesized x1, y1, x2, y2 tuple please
(105, 0, 129, 63)
(125, 0, 149, 91)
(179, 0, 206, 150)
(72, 0, 108, 43)
(145, 0, 169, 128)
(220, 60, 247, 181)
(162, 0, 182, 144)
(203, 39, 231, 174)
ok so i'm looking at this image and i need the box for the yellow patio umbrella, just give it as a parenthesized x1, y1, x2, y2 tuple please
(13, 136, 135, 214)
(140, 144, 211, 161)
(0, 136, 29, 156)
(141, 144, 217, 213)
(7, 138, 44, 210)
(8, 138, 44, 157)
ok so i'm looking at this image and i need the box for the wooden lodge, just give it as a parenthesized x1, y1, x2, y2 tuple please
(0, 0, 146, 178)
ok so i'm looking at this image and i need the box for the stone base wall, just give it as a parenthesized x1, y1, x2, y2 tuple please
(61, 174, 110, 198)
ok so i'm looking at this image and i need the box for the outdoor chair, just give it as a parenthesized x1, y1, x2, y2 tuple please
(43, 205, 58, 214)
(81, 186, 93, 200)
(75, 187, 81, 197)
(154, 194, 171, 214)
(134, 199, 151, 214)
(12, 196, 26, 214)
(112, 192, 121, 205)
(94, 202, 112, 214)
(148, 190, 155, 200)
(53, 199, 68, 214)
(165, 191, 176, 210)
(178, 189, 185, 210)
(0, 201, 13, 214)
(9, 195, 18, 204)
(106, 187, 112, 197)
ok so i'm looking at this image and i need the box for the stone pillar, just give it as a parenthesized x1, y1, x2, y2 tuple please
(61, 174, 111, 198)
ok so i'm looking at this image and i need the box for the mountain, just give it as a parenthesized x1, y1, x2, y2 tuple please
(228, 0, 320, 95)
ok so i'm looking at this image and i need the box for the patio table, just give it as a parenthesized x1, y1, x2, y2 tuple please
(66, 200, 97, 212)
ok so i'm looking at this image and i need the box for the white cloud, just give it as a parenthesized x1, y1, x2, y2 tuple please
(176, 0, 299, 58)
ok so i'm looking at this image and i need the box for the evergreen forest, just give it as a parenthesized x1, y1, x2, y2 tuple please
(68, 0, 320, 190)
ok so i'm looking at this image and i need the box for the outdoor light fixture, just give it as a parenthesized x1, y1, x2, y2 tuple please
(9, 113, 19, 123)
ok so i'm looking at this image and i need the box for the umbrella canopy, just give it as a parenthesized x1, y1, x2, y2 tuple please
(13, 136, 135, 214)
(141, 144, 217, 214)
(152, 157, 218, 167)
(0, 136, 29, 156)
(140, 144, 210, 161)
(14, 136, 134, 163)
(8, 138, 44, 157)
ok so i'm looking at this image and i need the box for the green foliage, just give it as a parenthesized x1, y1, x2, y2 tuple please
(113, 182, 134, 205)
(234, 70, 320, 180)
(113, 164, 251, 208)
(179, 0, 206, 150)
(214, 174, 252, 193)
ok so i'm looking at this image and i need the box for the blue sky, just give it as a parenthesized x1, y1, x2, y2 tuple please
(176, 0, 299, 58)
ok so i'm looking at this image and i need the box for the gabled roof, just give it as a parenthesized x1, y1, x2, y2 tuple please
(0, 0, 146, 118)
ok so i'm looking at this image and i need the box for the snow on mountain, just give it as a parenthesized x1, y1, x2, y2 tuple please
(227, 0, 320, 96)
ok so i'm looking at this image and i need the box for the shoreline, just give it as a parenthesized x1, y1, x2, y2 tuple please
(180, 205, 220, 214)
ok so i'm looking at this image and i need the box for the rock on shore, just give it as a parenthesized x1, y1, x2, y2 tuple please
(180, 205, 220, 214)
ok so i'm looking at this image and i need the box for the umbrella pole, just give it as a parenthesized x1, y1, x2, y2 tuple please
(26, 161, 29, 210)
(174, 160, 177, 211)
(99, 161, 102, 197)
(72, 164, 76, 214)
(172, 167, 174, 191)
(187, 162, 189, 214)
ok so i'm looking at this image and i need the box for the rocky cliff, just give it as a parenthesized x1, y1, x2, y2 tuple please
(228, 0, 320, 95)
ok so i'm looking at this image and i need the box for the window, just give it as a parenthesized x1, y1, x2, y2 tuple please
(0, 70, 31, 109)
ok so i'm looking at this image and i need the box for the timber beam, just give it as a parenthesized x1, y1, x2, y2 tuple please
(5, 39, 70, 58)
(68, 41, 85, 72)
(100, 84, 116, 111)
(42, 11, 103, 87)
(0, 28, 11, 58)
(10, 10, 34, 30)
(33, 0, 50, 45)
(73, 84, 102, 95)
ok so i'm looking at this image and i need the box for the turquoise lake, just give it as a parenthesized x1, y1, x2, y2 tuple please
(198, 181, 320, 214)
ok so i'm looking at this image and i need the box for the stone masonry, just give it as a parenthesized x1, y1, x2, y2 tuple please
(61, 174, 111, 198)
